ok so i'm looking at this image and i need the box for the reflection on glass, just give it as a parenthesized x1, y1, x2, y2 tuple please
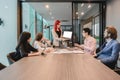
(73, 3, 100, 47)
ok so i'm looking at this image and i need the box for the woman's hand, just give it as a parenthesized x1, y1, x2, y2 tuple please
(79, 45, 84, 49)
(28, 51, 41, 56)
(74, 43, 80, 47)
(44, 47, 54, 53)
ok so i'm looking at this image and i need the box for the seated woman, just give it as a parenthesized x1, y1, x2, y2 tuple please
(33, 32, 53, 53)
(14, 32, 41, 61)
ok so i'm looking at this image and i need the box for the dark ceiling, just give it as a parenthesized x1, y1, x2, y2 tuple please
(23, 0, 107, 2)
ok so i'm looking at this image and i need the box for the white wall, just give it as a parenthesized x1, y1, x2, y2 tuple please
(106, 0, 120, 67)
(0, 0, 17, 66)
(106, 0, 120, 41)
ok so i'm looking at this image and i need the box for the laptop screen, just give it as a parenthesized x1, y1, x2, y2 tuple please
(63, 31, 72, 39)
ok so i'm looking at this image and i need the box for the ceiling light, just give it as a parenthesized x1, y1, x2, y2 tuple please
(81, 3, 84, 7)
(81, 12, 84, 15)
(45, 5, 49, 9)
(76, 12, 78, 15)
(88, 4, 91, 8)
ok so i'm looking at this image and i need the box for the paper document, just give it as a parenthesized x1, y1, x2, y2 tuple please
(53, 49, 84, 54)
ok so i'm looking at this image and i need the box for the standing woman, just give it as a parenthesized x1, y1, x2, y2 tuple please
(52, 20, 62, 47)
(14, 32, 40, 61)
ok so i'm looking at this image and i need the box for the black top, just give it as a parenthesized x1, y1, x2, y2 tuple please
(14, 42, 38, 61)
(56, 31, 61, 38)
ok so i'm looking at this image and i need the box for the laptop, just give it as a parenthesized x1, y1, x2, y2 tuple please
(62, 31, 72, 41)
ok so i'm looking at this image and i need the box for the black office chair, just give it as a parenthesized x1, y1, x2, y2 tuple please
(114, 58, 120, 75)
(0, 63, 6, 70)
(7, 52, 16, 65)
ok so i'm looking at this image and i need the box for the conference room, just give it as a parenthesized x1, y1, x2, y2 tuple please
(0, 0, 120, 80)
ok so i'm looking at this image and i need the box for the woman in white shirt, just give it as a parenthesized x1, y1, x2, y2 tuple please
(33, 32, 53, 53)
(33, 32, 44, 50)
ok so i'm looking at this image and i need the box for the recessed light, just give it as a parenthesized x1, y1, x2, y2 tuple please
(81, 12, 84, 15)
(45, 5, 49, 9)
(88, 4, 91, 8)
(76, 12, 78, 15)
(81, 3, 84, 7)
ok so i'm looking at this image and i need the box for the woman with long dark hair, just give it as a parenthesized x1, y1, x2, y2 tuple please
(14, 32, 40, 61)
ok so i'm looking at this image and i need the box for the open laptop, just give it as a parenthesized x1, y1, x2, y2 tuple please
(62, 31, 72, 41)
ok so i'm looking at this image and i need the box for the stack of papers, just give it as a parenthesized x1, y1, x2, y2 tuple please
(53, 49, 84, 54)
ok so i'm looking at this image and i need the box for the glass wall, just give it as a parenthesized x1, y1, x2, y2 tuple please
(22, 3, 36, 43)
(36, 13, 43, 33)
(72, 2, 106, 47)
(43, 19, 50, 40)
(21, 2, 105, 47)
(29, 6, 36, 43)
(22, 2, 72, 43)
(22, 2, 50, 43)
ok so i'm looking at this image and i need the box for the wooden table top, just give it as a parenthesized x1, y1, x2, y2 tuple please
(0, 53, 120, 80)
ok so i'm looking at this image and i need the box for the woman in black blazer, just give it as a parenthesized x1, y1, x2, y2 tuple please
(14, 32, 41, 61)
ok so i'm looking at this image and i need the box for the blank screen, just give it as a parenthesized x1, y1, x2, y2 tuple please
(63, 31, 72, 39)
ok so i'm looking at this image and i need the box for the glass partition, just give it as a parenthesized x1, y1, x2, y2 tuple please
(21, 1, 106, 47)
(36, 13, 43, 33)
(72, 2, 106, 47)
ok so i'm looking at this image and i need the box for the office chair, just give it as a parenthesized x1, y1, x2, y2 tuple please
(7, 52, 16, 65)
(114, 56, 120, 75)
(0, 63, 6, 70)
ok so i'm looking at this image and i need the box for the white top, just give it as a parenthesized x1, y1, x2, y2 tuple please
(83, 36, 96, 55)
(33, 41, 44, 51)
(52, 29, 62, 46)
